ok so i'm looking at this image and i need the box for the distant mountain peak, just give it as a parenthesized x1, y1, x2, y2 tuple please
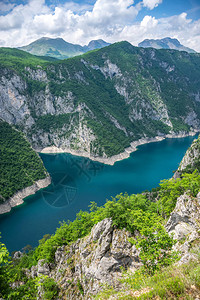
(18, 37, 110, 59)
(138, 37, 196, 53)
(85, 39, 110, 51)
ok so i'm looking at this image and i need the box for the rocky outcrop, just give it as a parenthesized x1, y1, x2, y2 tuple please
(0, 176, 51, 215)
(177, 136, 200, 173)
(166, 192, 200, 264)
(29, 218, 141, 299)
(21, 190, 200, 298)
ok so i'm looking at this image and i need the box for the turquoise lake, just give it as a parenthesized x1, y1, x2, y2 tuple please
(0, 135, 197, 253)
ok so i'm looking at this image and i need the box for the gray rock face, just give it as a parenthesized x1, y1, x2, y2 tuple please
(166, 193, 200, 263)
(1, 43, 200, 161)
(13, 251, 23, 260)
(37, 259, 51, 276)
(178, 137, 200, 172)
(29, 218, 141, 299)
(23, 199, 200, 298)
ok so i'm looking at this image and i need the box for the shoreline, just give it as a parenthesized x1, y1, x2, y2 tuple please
(0, 176, 51, 215)
(40, 130, 199, 166)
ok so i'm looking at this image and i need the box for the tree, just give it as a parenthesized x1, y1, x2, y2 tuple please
(0, 237, 10, 297)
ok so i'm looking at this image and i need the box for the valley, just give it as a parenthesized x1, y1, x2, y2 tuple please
(1, 37, 200, 299)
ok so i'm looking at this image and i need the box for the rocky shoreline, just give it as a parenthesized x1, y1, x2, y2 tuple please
(40, 131, 199, 166)
(0, 176, 51, 215)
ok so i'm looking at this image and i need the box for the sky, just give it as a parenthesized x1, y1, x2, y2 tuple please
(0, 0, 200, 51)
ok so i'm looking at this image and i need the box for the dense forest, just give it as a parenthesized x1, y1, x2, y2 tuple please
(0, 120, 47, 202)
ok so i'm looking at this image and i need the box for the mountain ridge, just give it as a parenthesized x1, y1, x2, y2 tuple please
(1, 41, 200, 160)
(18, 37, 110, 59)
(138, 37, 196, 53)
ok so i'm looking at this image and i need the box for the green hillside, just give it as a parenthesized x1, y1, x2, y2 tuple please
(0, 120, 47, 202)
(0, 42, 200, 158)
(18, 37, 110, 59)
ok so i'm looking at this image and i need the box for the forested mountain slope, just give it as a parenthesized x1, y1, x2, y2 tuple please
(1, 42, 200, 159)
(0, 120, 50, 209)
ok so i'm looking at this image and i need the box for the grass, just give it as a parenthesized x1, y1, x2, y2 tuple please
(95, 248, 200, 299)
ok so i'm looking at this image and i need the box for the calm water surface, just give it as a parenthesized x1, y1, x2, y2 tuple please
(0, 135, 197, 253)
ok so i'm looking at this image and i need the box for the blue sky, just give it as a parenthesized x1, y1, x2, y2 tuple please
(0, 0, 200, 51)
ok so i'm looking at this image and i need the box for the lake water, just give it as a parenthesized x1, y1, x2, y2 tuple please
(0, 135, 197, 253)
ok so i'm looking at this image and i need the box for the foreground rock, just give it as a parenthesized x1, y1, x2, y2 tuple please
(22, 191, 200, 299)
(30, 218, 141, 299)
(166, 192, 200, 264)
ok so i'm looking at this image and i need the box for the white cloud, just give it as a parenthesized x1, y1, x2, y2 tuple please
(117, 13, 200, 52)
(143, 0, 162, 10)
(141, 15, 158, 27)
(0, 0, 199, 52)
(63, 1, 93, 14)
(0, 2, 15, 13)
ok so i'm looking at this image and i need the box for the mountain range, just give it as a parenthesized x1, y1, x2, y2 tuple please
(138, 37, 196, 53)
(1, 42, 200, 162)
(18, 37, 110, 59)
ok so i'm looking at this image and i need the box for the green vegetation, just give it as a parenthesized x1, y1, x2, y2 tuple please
(0, 47, 48, 72)
(0, 121, 47, 202)
(33, 113, 78, 132)
(96, 254, 200, 299)
(1, 43, 200, 157)
(1, 162, 200, 298)
(18, 37, 109, 59)
(1, 43, 200, 297)
(157, 170, 200, 217)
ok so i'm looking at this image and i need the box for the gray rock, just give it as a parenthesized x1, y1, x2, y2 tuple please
(13, 251, 23, 260)
(37, 259, 50, 276)
(47, 219, 141, 298)
(166, 193, 200, 260)
(176, 137, 200, 173)
(31, 266, 38, 278)
(176, 252, 198, 266)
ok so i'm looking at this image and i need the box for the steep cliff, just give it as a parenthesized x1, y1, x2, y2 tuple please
(28, 218, 141, 299)
(177, 135, 200, 174)
(22, 196, 200, 299)
(1, 43, 200, 159)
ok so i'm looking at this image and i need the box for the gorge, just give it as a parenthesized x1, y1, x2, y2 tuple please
(0, 134, 197, 253)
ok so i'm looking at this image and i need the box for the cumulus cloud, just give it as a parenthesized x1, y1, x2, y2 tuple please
(0, 0, 199, 52)
(141, 15, 158, 27)
(117, 13, 200, 52)
(0, 2, 15, 13)
(143, 0, 162, 10)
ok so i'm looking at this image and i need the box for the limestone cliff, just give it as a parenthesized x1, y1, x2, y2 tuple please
(26, 218, 141, 299)
(1, 43, 200, 159)
(177, 136, 200, 174)
(23, 200, 200, 299)
(166, 192, 200, 265)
